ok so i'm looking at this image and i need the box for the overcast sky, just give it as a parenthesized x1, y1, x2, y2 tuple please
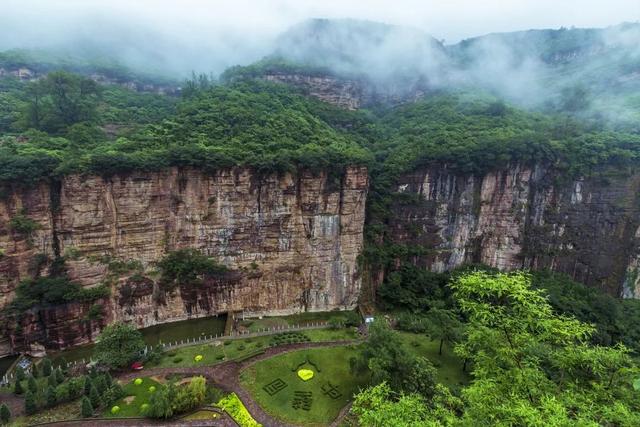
(1, 0, 638, 75)
(2, 0, 638, 43)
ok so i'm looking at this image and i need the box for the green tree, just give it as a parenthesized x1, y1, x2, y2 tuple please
(173, 376, 207, 413)
(94, 375, 107, 394)
(0, 403, 10, 425)
(68, 376, 83, 399)
(22, 71, 100, 133)
(83, 376, 92, 396)
(55, 382, 70, 403)
(47, 372, 57, 388)
(46, 385, 57, 408)
(89, 384, 101, 409)
(14, 366, 25, 382)
(452, 271, 640, 425)
(351, 382, 461, 427)
(158, 249, 227, 291)
(143, 384, 175, 419)
(425, 308, 463, 355)
(41, 358, 52, 377)
(80, 396, 93, 418)
(31, 362, 40, 379)
(27, 375, 37, 394)
(93, 322, 145, 369)
(352, 321, 437, 398)
(54, 367, 65, 385)
(13, 379, 24, 395)
(24, 391, 37, 415)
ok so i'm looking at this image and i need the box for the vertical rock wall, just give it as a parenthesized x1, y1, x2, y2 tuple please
(390, 165, 640, 296)
(0, 167, 368, 353)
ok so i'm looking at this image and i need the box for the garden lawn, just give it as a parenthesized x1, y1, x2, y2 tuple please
(239, 345, 369, 426)
(105, 377, 162, 417)
(397, 332, 469, 388)
(182, 410, 221, 420)
(152, 327, 358, 368)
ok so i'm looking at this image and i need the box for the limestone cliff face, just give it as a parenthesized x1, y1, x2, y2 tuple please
(0, 167, 368, 354)
(389, 165, 640, 297)
(263, 73, 366, 110)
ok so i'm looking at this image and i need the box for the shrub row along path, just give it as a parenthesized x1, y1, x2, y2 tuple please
(117, 340, 359, 427)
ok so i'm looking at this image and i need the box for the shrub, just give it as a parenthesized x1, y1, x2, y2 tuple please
(217, 393, 262, 427)
(55, 382, 70, 403)
(48, 373, 57, 388)
(0, 403, 10, 424)
(328, 317, 346, 330)
(42, 358, 52, 377)
(46, 385, 57, 408)
(238, 344, 246, 351)
(173, 357, 183, 364)
(15, 366, 25, 382)
(24, 391, 37, 415)
(55, 367, 65, 384)
(80, 396, 93, 418)
(27, 376, 37, 394)
(68, 376, 83, 399)
(104, 383, 125, 405)
(13, 379, 24, 395)
(89, 384, 101, 408)
(9, 210, 40, 238)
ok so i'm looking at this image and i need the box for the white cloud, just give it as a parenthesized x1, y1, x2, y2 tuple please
(0, 0, 637, 75)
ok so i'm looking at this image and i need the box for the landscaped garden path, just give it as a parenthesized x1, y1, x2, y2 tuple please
(117, 340, 359, 427)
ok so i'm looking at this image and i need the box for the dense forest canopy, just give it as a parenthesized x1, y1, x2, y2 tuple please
(1, 63, 639, 187)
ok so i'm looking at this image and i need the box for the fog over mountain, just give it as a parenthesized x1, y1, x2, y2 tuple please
(0, 0, 638, 77)
(0, 1, 639, 127)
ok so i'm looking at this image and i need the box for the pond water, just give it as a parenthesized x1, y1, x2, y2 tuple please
(0, 355, 18, 377)
(50, 314, 227, 366)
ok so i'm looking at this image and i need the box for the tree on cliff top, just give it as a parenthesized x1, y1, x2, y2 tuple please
(94, 322, 144, 369)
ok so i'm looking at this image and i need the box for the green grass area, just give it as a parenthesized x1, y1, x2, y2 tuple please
(7, 401, 81, 427)
(105, 377, 162, 417)
(396, 332, 469, 388)
(238, 310, 357, 333)
(217, 393, 261, 427)
(240, 345, 369, 426)
(151, 327, 358, 369)
(182, 409, 221, 420)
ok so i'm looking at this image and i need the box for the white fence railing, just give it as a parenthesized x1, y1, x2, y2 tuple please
(1, 321, 329, 385)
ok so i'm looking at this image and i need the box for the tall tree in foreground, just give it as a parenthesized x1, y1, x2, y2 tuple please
(351, 271, 640, 426)
(454, 271, 640, 425)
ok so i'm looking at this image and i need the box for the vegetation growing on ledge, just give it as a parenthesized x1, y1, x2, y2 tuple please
(6, 276, 109, 314)
(158, 249, 228, 290)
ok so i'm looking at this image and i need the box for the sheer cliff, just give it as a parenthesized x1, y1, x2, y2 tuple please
(386, 165, 640, 298)
(0, 166, 368, 354)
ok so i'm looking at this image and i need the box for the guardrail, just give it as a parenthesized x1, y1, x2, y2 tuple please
(1, 321, 329, 385)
